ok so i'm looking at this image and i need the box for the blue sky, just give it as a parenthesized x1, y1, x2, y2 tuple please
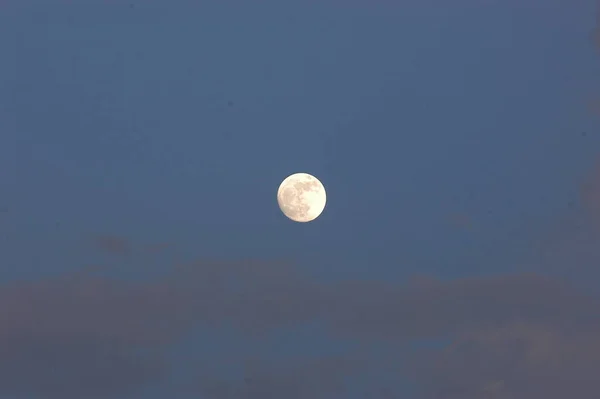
(1, 0, 600, 398)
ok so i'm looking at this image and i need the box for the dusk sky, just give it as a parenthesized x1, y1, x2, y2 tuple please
(1, 0, 600, 398)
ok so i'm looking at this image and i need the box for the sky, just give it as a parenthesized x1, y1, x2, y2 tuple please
(1, 0, 600, 398)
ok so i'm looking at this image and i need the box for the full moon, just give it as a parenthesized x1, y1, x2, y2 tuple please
(277, 173, 327, 222)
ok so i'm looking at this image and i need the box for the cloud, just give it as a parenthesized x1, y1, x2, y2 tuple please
(179, 264, 599, 398)
(0, 274, 194, 398)
(0, 260, 328, 398)
(327, 275, 598, 346)
(410, 322, 600, 399)
(0, 337, 165, 399)
(153, 261, 599, 342)
(196, 354, 368, 399)
(0, 256, 598, 398)
(0, 275, 195, 344)
(186, 271, 600, 399)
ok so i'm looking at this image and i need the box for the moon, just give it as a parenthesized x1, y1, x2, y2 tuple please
(277, 173, 327, 222)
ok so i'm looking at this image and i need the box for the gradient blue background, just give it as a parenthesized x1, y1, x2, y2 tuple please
(4, 0, 599, 278)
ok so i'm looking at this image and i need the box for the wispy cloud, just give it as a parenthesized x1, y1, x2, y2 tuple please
(410, 322, 600, 399)
(0, 275, 193, 398)
(0, 259, 597, 398)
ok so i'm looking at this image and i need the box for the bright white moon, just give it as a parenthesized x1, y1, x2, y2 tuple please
(277, 173, 327, 222)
